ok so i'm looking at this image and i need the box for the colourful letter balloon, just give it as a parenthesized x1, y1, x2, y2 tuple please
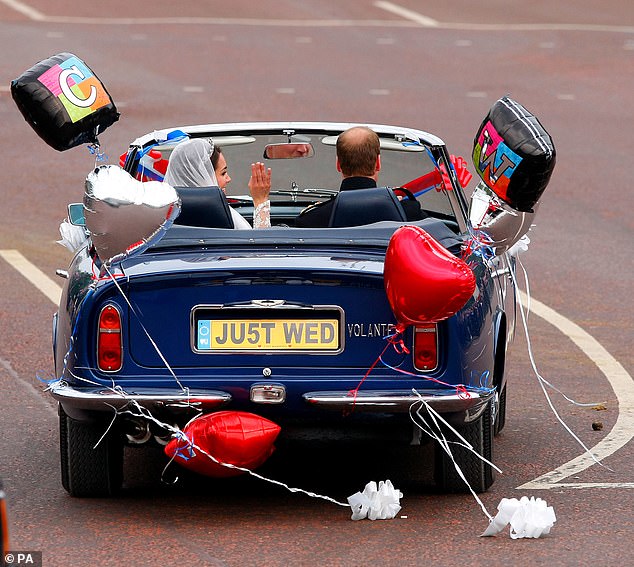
(11, 52, 119, 151)
(472, 96, 555, 213)
(165, 411, 282, 478)
(384, 225, 476, 329)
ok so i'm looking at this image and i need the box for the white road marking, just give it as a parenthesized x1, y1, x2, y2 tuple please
(0, 0, 44, 20)
(442, 22, 634, 33)
(276, 88, 295, 94)
(373, 1, 439, 27)
(467, 91, 488, 98)
(518, 293, 634, 490)
(4, 0, 632, 33)
(556, 93, 576, 100)
(0, 249, 62, 305)
(369, 89, 390, 95)
(183, 86, 205, 93)
(0, 356, 57, 415)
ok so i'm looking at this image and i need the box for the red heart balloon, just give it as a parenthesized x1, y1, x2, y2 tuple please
(384, 225, 475, 328)
(165, 411, 281, 478)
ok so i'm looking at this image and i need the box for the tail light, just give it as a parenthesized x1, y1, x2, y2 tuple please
(97, 304, 122, 372)
(413, 323, 438, 371)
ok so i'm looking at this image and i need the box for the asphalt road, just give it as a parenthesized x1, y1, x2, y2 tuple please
(0, 1, 633, 566)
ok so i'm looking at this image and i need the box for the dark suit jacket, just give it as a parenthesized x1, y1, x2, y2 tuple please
(294, 177, 424, 227)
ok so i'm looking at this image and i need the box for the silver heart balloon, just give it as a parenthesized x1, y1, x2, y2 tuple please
(84, 165, 181, 265)
(469, 181, 536, 254)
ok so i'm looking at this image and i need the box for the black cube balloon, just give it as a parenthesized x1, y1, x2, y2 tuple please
(473, 97, 555, 213)
(11, 52, 119, 151)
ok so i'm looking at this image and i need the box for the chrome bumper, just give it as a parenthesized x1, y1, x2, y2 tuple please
(50, 382, 231, 413)
(303, 389, 493, 414)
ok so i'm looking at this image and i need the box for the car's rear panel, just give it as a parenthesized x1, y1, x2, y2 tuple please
(57, 235, 498, 420)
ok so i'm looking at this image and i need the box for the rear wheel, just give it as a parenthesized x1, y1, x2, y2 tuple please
(434, 402, 495, 493)
(59, 405, 123, 497)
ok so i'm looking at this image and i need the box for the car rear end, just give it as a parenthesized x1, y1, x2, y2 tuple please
(53, 225, 495, 434)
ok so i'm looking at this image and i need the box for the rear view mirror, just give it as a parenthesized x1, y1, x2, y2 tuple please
(68, 203, 86, 226)
(263, 143, 314, 159)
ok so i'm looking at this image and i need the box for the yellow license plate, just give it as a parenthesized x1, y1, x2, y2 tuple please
(196, 318, 340, 351)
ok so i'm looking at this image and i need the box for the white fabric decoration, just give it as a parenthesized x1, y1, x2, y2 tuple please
(481, 496, 556, 538)
(507, 234, 530, 257)
(57, 220, 89, 253)
(347, 480, 403, 521)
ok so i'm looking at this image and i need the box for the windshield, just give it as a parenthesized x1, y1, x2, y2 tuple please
(126, 128, 460, 225)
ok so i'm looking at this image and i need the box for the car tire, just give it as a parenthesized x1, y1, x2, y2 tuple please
(494, 384, 507, 436)
(434, 402, 495, 494)
(59, 405, 123, 497)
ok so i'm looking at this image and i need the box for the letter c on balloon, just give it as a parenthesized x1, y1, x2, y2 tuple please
(59, 65, 97, 108)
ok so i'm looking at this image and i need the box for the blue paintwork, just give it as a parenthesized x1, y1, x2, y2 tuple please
(54, 228, 513, 421)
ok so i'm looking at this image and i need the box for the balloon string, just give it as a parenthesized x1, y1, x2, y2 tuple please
(346, 339, 393, 414)
(350, 331, 490, 409)
(103, 264, 189, 395)
(109, 398, 351, 507)
(87, 142, 108, 166)
(378, 349, 486, 400)
(462, 227, 495, 265)
(509, 255, 610, 471)
(409, 390, 500, 521)
(91, 256, 126, 281)
(170, 430, 351, 507)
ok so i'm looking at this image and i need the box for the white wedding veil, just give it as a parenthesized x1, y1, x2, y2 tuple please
(164, 138, 251, 229)
(164, 138, 218, 187)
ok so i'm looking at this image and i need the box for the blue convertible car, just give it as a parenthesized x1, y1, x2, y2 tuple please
(51, 120, 532, 498)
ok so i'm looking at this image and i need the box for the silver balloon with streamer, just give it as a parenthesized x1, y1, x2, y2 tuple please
(84, 165, 181, 266)
(469, 181, 537, 254)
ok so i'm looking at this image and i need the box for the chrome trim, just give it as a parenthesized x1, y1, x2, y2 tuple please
(250, 383, 286, 404)
(190, 303, 345, 355)
(492, 267, 512, 278)
(303, 389, 494, 414)
(51, 383, 231, 412)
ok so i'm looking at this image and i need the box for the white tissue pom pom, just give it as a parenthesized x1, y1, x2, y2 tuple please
(348, 480, 403, 521)
(57, 220, 89, 253)
(509, 497, 556, 539)
(482, 496, 556, 538)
